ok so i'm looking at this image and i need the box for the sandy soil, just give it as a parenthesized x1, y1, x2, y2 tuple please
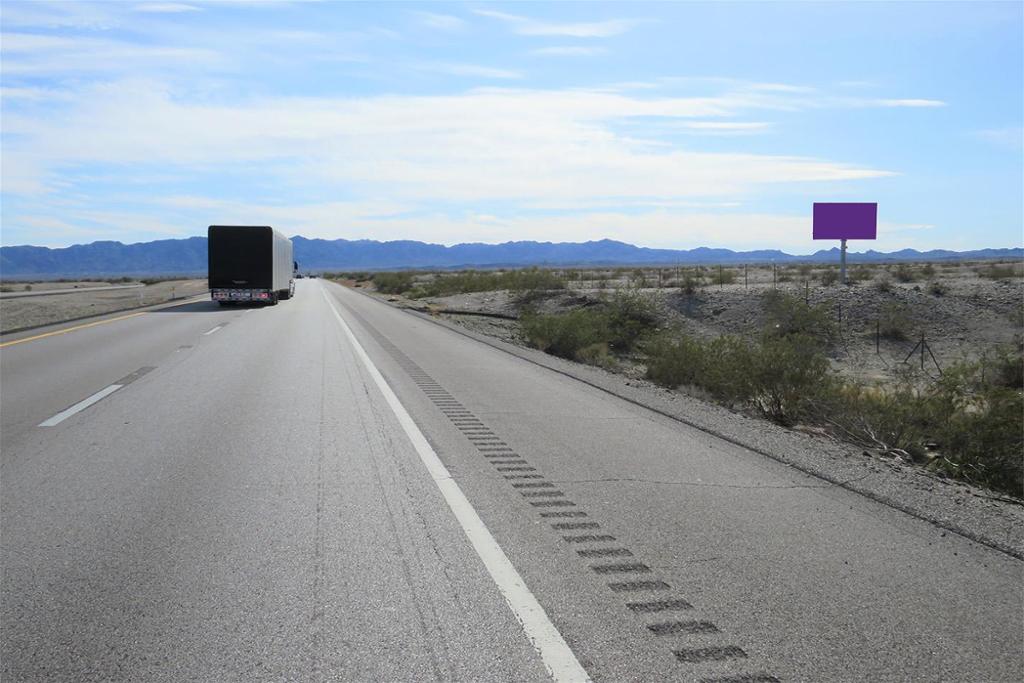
(0, 279, 209, 333)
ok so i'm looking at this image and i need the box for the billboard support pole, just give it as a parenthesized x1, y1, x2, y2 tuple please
(840, 238, 848, 285)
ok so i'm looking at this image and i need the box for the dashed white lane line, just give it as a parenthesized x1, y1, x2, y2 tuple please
(321, 286, 591, 683)
(203, 325, 223, 336)
(39, 385, 122, 427)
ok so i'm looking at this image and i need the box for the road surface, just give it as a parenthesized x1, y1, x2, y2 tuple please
(2, 279, 1021, 682)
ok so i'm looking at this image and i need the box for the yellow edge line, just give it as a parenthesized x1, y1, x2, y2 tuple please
(0, 311, 148, 348)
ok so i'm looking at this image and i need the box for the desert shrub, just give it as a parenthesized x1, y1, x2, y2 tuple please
(818, 268, 839, 286)
(645, 330, 829, 423)
(936, 386, 1023, 495)
(372, 271, 416, 294)
(644, 333, 755, 407)
(644, 333, 707, 389)
(927, 280, 947, 296)
(602, 290, 660, 351)
(878, 303, 913, 341)
(415, 268, 565, 298)
(797, 264, 813, 278)
(849, 266, 872, 283)
(23, 284, 32, 291)
(927, 361, 1024, 495)
(977, 263, 1019, 280)
(520, 308, 611, 361)
(574, 342, 615, 368)
(679, 273, 703, 295)
(762, 290, 835, 345)
(776, 271, 793, 283)
(812, 380, 937, 459)
(987, 346, 1024, 388)
(894, 263, 917, 282)
(920, 263, 937, 278)
(749, 334, 831, 425)
(521, 291, 657, 361)
(874, 275, 893, 293)
(711, 268, 737, 285)
(341, 271, 371, 281)
(0, 286, 11, 293)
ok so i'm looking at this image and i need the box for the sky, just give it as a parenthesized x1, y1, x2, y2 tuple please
(1, 0, 1022, 253)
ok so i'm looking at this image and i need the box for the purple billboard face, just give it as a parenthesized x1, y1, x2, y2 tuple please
(813, 203, 877, 240)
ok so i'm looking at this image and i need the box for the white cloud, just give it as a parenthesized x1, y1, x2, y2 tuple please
(873, 98, 947, 108)
(655, 121, 773, 136)
(972, 127, 1023, 150)
(133, 3, 202, 13)
(0, 32, 220, 75)
(530, 46, 606, 57)
(413, 11, 466, 31)
(418, 63, 524, 80)
(473, 9, 642, 38)
(2, 82, 893, 212)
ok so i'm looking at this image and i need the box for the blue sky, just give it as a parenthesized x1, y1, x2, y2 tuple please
(1, 0, 1021, 252)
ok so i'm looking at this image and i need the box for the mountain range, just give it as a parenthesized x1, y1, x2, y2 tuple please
(1, 236, 1021, 277)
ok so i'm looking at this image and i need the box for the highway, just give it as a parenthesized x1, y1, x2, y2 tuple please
(1, 279, 1021, 682)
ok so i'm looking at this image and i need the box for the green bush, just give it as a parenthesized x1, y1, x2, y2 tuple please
(679, 272, 703, 295)
(874, 275, 893, 293)
(819, 268, 839, 286)
(521, 308, 612, 361)
(645, 333, 754, 406)
(645, 331, 829, 423)
(603, 290, 659, 351)
(749, 334, 831, 425)
(894, 263, 917, 283)
(977, 263, 1019, 280)
(372, 271, 416, 294)
(927, 280, 947, 296)
(848, 266, 872, 283)
(717, 268, 738, 285)
(414, 268, 565, 298)
(762, 291, 835, 345)
(521, 291, 658, 361)
(878, 303, 913, 341)
(920, 263, 937, 278)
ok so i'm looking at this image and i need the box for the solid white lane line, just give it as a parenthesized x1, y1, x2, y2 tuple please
(39, 384, 122, 427)
(203, 325, 223, 335)
(321, 287, 590, 683)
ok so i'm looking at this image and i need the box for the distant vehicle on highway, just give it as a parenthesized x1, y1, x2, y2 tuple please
(208, 225, 295, 305)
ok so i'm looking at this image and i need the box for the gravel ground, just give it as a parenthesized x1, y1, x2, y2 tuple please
(350, 283, 1024, 560)
(0, 280, 209, 333)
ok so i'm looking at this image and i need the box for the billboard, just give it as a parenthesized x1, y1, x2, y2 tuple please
(813, 203, 877, 240)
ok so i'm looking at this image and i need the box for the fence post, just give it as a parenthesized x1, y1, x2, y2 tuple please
(875, 319, 880, 354)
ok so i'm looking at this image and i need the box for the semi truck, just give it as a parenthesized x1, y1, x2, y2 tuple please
(208, 225, 295, 305)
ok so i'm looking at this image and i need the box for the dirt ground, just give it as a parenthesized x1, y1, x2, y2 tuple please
(0, 279, 209, 333)
(360, 261, 1023, 388)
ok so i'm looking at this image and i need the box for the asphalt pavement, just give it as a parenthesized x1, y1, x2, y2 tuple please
(1, 279, 1021, 682)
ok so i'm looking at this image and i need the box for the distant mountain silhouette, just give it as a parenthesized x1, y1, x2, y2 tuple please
(1, 236, 1020, 277)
